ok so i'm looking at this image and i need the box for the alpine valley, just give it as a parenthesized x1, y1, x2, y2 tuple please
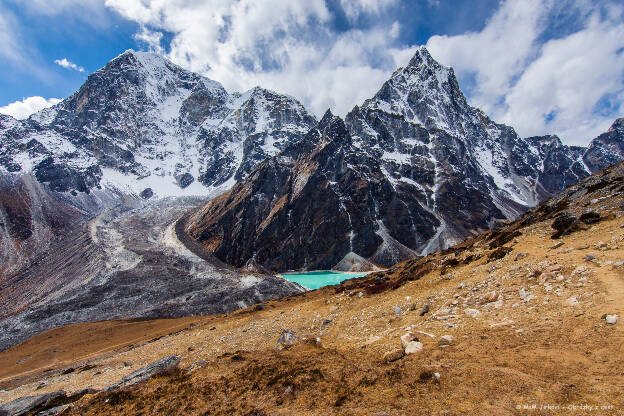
(0, 46, 623, 357)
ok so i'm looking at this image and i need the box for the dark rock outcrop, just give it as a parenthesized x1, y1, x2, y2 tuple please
(0, 390, 66, 416)
(105, 355, 180, 391)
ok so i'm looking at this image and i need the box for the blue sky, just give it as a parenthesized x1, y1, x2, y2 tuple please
(1, 0, 623, 145)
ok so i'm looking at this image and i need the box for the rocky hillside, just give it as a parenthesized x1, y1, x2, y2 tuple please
(0, 160, 621, 415)
(0, 197, 304, 352)
(184, 48, 623, 272)
(185, 111, 436, 271)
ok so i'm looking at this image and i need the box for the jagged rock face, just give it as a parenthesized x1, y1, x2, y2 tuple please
(185, 112, 438, 271)
(523, 135, 589, 194)
(583, 118, 624, 172)
(0, 51, 316, 199)
(0, 174, 87, 279)
(185, 48, 624, 270)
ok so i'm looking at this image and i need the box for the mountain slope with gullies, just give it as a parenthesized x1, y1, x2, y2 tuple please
(0, 160, 622, 416)
(184, 47, 624, 272)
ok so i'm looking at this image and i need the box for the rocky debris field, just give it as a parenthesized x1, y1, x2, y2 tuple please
(0, 196, 303, 352)
(0, 162, 622, 415)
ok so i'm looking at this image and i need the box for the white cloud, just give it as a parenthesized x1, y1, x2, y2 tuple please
(134, 25, 163, 54)
(340, 0, 397, 21)
(427, 0, 624, 145)
(103, 0, 623, 145)
(0, 5, 25, 64)
(104, 0, 407, 117)
(54, 58, 85, 72)
(0, 96, 61, 119)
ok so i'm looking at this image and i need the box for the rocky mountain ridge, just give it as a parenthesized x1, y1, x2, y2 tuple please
(0, 50, 316, 200)
(184, 47, 624, 271)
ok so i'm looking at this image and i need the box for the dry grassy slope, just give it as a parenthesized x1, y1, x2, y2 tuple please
(1, 163, 623, 415)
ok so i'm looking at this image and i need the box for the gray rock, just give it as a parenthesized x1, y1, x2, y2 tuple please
(187, 359, 207, 372)
(105, 355, 180, 392)
(464, 308, 481, 318)
(605, 314, 619, 324)
(36, 404, 71, 415)
(0, 390, 66, 416)
(418, 303, 430, 316)
(276, 329, 298, 350)
(404, 341, 424, 355)
(438, 335, 455, 346)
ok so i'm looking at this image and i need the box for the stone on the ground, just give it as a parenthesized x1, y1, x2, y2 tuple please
(384, 349, 404, 362)
(276, 329, 299, 350)
(401, 333, 418, 349)
(564, 297, 579, 307)
(550, 242, 564, 249)
(605, 314, 619, 324)
(187, 360, 207, 372)
(404, 341, 424, 355)
(464, 308, 480, 318)
(0, 390, 66, 416)
(438, 335, 454, 346)
(105, 355, 180, 392)
(37, 404, 71, 416)
(484, 291, 499, 303)
(394, 306, 402, 315)
(419, 303, 430, 316)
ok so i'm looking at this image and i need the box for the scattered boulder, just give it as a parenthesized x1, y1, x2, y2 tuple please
(139, 188, 153, 199)
(551, 212, 585, 239)
(519, 288, 532, 301)
(176, 173, 195, 189)
(438, 335, 454, 347)
(0, 390, 66, 416)
(564, 297, 579, 307)
(401, 333, 418, 349)
(276, 329, 299, 350)
(464, 308, 480, 318)
(584, 254, 597, 262)
(514, 252, 528, 261)
(550, 242, 564, 249)
(105, 355, 180, 392)
(404, 341, 424, 355)
(187, 360, 207, 372)
(418, 303, 430, 316)
(394, 306, 402, 315)
(579, 211, 601, 224)
(484, 291, 499, 303)
(384, 349, 404, 362)
(604, 314, 619, 325)
(37, 404, 71, 415)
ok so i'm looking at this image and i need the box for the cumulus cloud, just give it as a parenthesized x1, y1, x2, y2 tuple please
(54, 58, 85, 72)
(0, 96, 61, 119)
(102, 0, 622, 145)
(104, 0, 406, 117)
(427, 0, 624, 145)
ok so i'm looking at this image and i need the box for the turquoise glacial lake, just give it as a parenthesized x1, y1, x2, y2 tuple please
(281, 271, 368, 290)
